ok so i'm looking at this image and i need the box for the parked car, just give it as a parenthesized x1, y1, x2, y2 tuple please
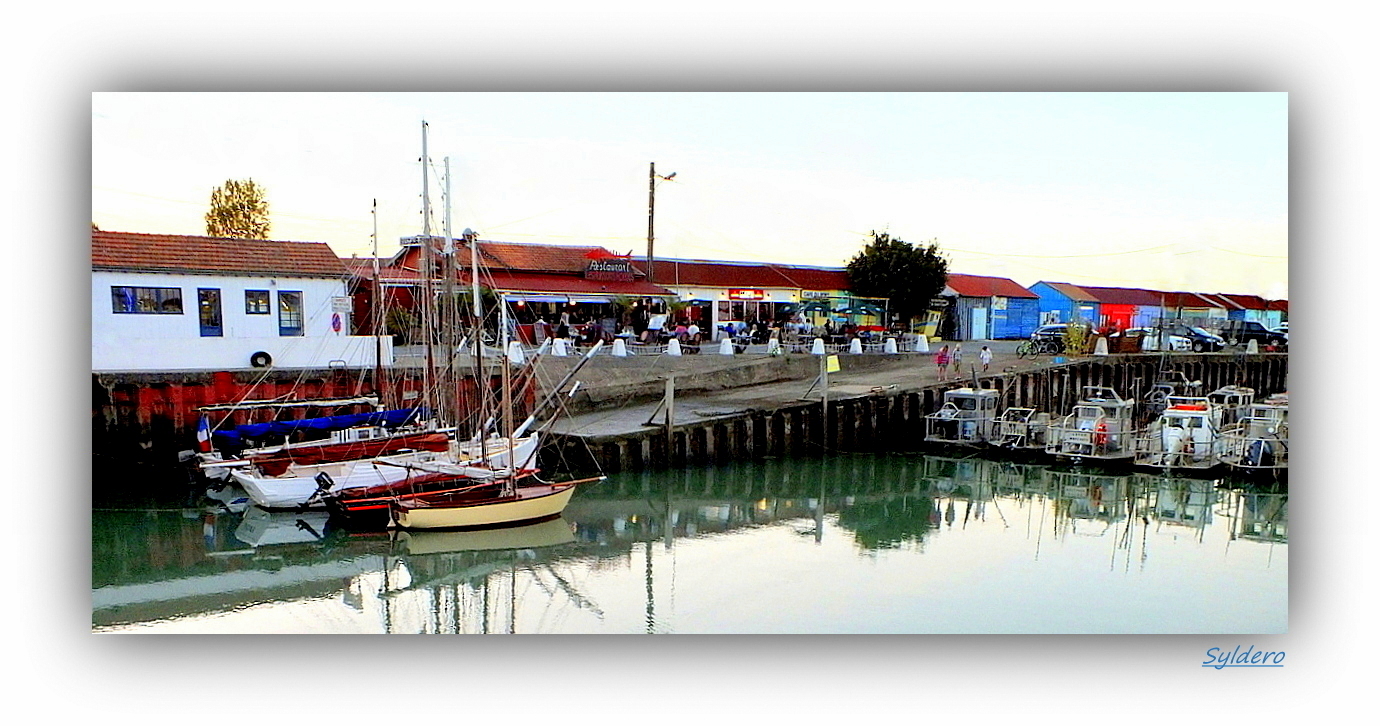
(1125, 327, 1191, 352)
(1161, 324, 1226, 352)
(1029, 324, 1070, 353)
(1217, 320, 1285, 348)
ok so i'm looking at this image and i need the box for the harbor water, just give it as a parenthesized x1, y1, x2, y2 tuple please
(92, 454, 1287, 634)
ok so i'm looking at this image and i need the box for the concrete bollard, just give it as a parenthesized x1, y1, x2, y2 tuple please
(667, 338, 682, 356)
(612, 338, 628, 357)
(849, 338, 863, 354)
(811, 338, 826, 355)
(552, 338, 569, 357)
(719, 337, 735, 355)
(914, 336, 930, 353)
(884, 337, 898, 354)
(1246, 340, 1259, 354)
(506, 341, 526, 365)
(1094, 337, 1109, 356)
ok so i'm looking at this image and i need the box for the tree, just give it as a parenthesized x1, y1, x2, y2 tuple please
(205, 178, 270, 239)
(845, 231, 949, 323)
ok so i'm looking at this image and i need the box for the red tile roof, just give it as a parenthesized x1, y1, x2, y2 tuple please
(1214, 293, 1270, 310)
(483, 271, 674, 298)
(1267, 299, 1289, 312)
(1073, 285, 1166, 306)
(93, 230, 348, 278)
(944, 273, 1038, 299)
(1159, 291, 1224, 309)
(646, 259, 850, 291)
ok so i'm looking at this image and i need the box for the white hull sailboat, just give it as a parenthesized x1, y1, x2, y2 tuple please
(230, 433, 541, 510)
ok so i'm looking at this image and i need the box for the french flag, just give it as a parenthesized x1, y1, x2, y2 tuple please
(197, 415, 212, 453)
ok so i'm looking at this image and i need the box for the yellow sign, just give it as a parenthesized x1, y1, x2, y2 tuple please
(826, 355, 840, 373)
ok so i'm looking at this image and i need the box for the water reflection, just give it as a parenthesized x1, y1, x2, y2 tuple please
(93, 454, 1287, 634)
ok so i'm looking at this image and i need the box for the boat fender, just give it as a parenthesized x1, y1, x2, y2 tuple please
(250, 351, 273, 368)
(1094, 420, 1108, 446)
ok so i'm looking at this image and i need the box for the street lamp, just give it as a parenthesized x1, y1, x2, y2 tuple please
(647, 162, 676, 285)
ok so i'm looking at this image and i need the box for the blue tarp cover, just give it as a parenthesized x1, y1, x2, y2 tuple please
(213, 408, 429, 445)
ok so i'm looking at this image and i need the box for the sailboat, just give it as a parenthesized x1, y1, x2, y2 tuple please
(323, 122, 605, 529)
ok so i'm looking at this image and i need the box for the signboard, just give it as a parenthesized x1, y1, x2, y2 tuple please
(331, 313, 342, 332)
(801, 290, 831, 300)
(331, 296, 352, 313)
(929, 297, 951, 309)
(585, 258, 635, 281)
(728, 288, 766, 301)
(826, 355, 841, 373)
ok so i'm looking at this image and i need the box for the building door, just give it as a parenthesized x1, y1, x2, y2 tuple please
(970, 307, 987, 340)
(198, 288, 222, 337)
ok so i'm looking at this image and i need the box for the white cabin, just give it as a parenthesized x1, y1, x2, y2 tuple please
(92, 230, 392, 372)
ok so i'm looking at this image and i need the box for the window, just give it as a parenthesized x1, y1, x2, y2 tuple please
(245, 290, 270, 314)
(278, 291, 303, 336)
(111, 286, 183, 314)
(198, 288, 223, 337)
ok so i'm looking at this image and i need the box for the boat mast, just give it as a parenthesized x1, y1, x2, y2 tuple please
(442, 157, 457, 429)
(420, 121, 436, 424)
(371, 199, 386, 408)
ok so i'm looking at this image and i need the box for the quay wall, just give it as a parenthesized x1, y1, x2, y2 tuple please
(542, 353, 1289, 474)
(92, 368, 534, 471)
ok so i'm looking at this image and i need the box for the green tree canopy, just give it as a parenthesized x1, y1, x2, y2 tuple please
(845, 231, 949, 322)
(205, 178, 270, 239)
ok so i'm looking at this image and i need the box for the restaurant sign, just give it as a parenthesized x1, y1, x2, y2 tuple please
(585, 258, 635, 281)
(728, 288, 767, 301)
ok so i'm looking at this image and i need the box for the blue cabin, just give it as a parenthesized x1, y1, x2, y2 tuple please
(1030, 281, 1102, 327)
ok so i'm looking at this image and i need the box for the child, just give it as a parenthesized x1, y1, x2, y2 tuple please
(979, 345, 992, 372)
(935, 344, 950, 380)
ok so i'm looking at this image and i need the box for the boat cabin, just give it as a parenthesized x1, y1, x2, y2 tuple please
(1217, 395, 1288, 471)
(924, 388, 1002, 445)
(993, 407, 1050, 450)
(1046, 386, 1137, 461)
(1133, 396, 1220, 470)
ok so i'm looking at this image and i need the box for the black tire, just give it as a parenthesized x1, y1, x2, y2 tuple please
(1269, 338, 1284, 349)
(250, 351, 273, 368)
(1192, 341, 1205, 353)
(1016, 341, 1034, 358)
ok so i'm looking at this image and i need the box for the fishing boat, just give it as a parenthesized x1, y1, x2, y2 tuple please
(1045, 386, 1138, 463)
(924, 387, 1001, 446)
(992, 406, 1051, 451)
(1132, 396, 1221, 471)
(1132, 386, 1255, 472)
(1216, 393, 1288, 473)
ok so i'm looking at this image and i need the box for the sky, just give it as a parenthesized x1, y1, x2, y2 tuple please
(91, 91, 1288, 300)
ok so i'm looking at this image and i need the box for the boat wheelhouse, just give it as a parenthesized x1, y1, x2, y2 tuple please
(993, 407, 1051, 450)
(924, 388, 1002, 446)
(1217, 393, 1288, 473)
(1132, 396, 1221, 471)
(1045, 386, 1138, 462)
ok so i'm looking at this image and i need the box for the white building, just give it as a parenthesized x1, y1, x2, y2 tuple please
(92, 230, 391, 372)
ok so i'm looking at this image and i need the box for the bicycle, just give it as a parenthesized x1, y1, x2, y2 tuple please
(1016, 338, 1061, 359)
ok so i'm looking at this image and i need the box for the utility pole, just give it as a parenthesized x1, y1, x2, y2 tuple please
(647, 162, 657, 285)
(647, 163, 675, 286)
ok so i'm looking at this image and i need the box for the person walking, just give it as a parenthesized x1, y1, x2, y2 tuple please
(935, 344, 950, 381)
(951, 343, 964, 378)
(979, 345, 992, 372)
